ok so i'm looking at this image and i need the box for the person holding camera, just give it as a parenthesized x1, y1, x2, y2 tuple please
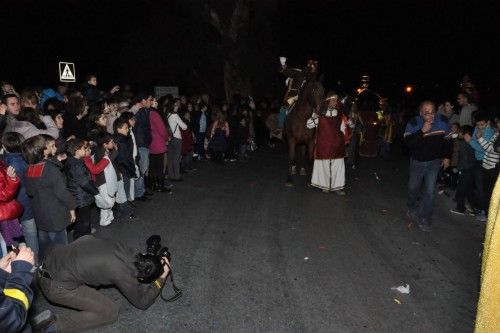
(0, 245, 36, 333)
(37, 235, 171, 332)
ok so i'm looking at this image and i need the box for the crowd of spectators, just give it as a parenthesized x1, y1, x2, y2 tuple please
(0, 75, 277, 331)
(404, 78, 499, 231)
(0, 75, 278, 259)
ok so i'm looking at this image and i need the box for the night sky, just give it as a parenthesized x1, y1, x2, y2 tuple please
(1, 0, 498, 99)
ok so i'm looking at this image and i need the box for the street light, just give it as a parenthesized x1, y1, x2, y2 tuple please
(405, 85, 413, 93)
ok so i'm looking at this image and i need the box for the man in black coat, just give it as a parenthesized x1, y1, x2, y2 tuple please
(38, 235, 170, 332)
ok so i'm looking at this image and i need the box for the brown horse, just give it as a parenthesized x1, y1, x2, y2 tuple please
(284, 80, 324, 185)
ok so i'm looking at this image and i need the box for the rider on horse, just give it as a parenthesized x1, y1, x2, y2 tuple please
(278, 58, 319, 129)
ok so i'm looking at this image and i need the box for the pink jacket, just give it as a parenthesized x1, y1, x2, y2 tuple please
(149, 109, 169, 154)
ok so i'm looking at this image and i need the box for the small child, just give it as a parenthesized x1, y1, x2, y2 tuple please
(1, 132, 38, 260)
(65, 139, 99, 239)
(440, 122, 461, 188)
(120, 112, 141, 199)
(23, 135, 76, 258)
(113, 118, 136, 220)
(0, 151, 23, 255)
(93, 132, 118, 226)
(450, 125, 478, 215)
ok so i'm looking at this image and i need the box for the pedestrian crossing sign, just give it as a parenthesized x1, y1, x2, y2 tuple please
(59, 62, 76, 82)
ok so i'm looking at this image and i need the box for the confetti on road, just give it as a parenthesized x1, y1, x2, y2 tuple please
(391, 284, 410, 294)
(374, 172, 380, 180)
(394, 298, 402, 305)
(380, 209, 388, 215)
(318, 245, 326, 250)
(304, 257, 309, 260)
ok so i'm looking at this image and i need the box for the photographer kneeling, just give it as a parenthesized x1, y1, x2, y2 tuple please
(37, 235, 171, 332)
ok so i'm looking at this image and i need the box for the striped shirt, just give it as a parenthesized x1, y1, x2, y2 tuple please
(478, 132, 500, 170)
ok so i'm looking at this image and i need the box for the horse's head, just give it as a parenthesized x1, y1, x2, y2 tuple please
(304, 80, 324, 113)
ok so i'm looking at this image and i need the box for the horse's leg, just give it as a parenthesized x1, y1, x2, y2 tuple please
(286, 140, 295, 185)
(307, 138, 315, 173)
(299, 145, 307, 176)
(290, 141, 296, 176)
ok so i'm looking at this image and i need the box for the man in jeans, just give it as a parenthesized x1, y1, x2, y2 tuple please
(131, 92, 153, 200)
(404, 101, 452, 232)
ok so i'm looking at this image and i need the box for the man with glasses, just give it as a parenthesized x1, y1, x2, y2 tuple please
(404, 101, 452, 232)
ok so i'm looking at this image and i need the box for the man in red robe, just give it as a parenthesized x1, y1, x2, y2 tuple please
(307, 92, 347, 195)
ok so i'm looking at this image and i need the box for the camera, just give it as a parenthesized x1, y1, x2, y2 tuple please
(146, 235, 171, 262)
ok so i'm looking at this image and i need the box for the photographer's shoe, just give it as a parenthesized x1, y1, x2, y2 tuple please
(32, 310, 56, 333)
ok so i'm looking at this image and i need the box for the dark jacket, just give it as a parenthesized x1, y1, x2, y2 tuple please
(457, 139, 477, 170)
(24, 159, 77, 232)
(82, 85, 101, 107)
(0, 113, 8, 135)
(133, 108, 152, 148)
(114, 133, 136, 178)
(1, 153, 33, 221)
(43, 235, 165, 310)
(0, 260, 34, 333)
(86, 124, 108, 144)
(404, 115, 452, 161)
(65, 156, 98, 208)
(192, 110, 211, 136)
(62, 112, 86, 140)
(235, 120, 249, 145)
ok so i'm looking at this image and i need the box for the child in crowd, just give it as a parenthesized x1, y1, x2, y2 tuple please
(208, 112, 230, 164)
(23, 135, 76, 257)
(0, 149, 23, 255)
(65, 139, 99, 239)
(119, 112, 139, 201)
(1, 132, 38, 260)
(113, 118, 136, 219)
(439, 122, 461, 190)
(467, 113, 495, 221)
(92, 132, 117, 226)
(451, 126, 478, 215)
(476, 119, 500, 216)
(446, 122, 461, 167)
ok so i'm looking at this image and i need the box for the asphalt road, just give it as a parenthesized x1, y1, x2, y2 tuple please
(34, 145, 483, 333)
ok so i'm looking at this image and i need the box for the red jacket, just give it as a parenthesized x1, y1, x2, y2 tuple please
(0, 160, 23, 221)
(83, 156, 110, 182)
